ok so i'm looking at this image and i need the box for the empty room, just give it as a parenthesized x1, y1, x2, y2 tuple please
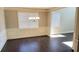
(0, 7, 79, 52)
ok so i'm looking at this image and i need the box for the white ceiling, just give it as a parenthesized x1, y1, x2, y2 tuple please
(4, 7, 55, 10)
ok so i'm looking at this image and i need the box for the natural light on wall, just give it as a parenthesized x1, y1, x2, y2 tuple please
(50, 12, 61, 35)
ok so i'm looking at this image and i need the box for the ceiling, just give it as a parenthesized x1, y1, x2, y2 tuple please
(4, 7, 64, 12)
(4, 7, 59, 10)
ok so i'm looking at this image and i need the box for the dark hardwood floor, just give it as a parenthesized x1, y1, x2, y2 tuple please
(1, 33, 73, 52)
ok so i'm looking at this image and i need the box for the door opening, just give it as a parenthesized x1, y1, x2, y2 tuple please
(49, 7, 76, 50)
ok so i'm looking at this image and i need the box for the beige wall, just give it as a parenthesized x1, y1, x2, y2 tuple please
(5, 10, 18, 28)
(0, 8, 7, 51)
(5, 8, 49, 39)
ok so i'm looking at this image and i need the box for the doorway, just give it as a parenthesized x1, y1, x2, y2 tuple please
(49, 7, 76, 51)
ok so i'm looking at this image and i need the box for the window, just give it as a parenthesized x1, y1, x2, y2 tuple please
(18, 12, 40, 29)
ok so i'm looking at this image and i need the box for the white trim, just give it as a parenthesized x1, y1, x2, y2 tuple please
(58, 31, 74, 34)
(0, 31, 7, 51)
(48, 31, 74, 36)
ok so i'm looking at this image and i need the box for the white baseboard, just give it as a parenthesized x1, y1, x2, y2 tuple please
(48, 31, 74, 36)
(58, 31, 74, 34)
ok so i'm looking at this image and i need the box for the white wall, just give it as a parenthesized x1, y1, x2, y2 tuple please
(0, 8, 7, 51)
(50, 8, 76, 34)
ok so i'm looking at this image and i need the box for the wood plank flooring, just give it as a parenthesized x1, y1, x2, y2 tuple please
(1, 33, 73, 52)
